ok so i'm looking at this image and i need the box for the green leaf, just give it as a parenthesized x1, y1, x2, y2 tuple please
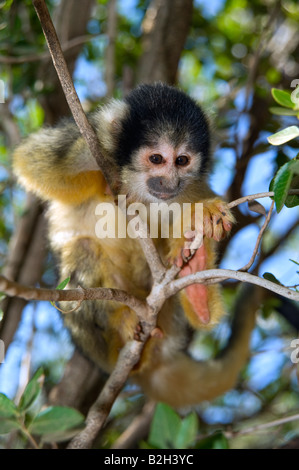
(29, 406, 84, 436)
(197, 431, 229, 449)
(269, 107, 299, 116)
(18, 368, 44, 412)
(175, 412, 198, 449)
(40, 427, 85, 444)
(273, 163, 293, 212)
(263, 272, 282, 285)
(0, 393, 18, 418)
(267, 126, 299, 146)
(56, 277, 70, 290)
(149, 403, 181, 449)
(273, 159, 299, 212)
(0, 418, 21, 434)
(284, 175, 299, 208)
(271, 88, 295, 109)
(51, 277, 71, 307)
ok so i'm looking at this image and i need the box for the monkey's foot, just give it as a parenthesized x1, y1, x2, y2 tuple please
(203, 199, 234, 241)
(179, 243, 210, 325)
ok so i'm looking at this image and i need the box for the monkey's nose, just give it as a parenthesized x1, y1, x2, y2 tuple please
(147, 176, 180, 200)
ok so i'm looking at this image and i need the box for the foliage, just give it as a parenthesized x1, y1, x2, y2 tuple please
(268, 88, 299, 213)
(0, 368, 84, 448)
(147, 403, 198, 449)
(144, 403, 229, 449)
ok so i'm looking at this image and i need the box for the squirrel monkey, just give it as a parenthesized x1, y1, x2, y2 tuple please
(13, 83, 256, 407)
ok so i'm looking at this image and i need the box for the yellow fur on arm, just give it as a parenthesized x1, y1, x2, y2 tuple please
(13, 144, 106, 204)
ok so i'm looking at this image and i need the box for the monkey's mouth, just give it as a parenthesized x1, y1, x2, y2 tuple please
(149, 190, 179, 201)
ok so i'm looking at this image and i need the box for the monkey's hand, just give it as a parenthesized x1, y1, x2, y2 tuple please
(203, 198, 234, 241)
(168, 198, 234, 266)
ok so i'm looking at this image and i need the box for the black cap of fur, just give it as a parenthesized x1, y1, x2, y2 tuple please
(115, 83, 210, 173)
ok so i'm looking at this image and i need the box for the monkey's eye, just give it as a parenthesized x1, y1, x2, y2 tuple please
(149, 154, 163, 164)
(176, 155, 189, 166)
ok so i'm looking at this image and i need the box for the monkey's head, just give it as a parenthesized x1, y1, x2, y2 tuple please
(99, 83, 210, 204)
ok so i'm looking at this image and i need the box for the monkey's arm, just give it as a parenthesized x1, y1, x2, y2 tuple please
(13, 121, 106, 204)
(138, 285, 261, 407)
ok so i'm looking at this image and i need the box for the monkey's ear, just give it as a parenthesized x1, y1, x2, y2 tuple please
(111, 116, 123, 133)
(101, 100, 127, 130)
(94, 99, 127, 154)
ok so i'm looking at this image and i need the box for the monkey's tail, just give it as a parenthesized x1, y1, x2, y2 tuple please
(138, 285, 262, 407)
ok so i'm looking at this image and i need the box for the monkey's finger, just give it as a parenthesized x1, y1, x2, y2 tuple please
(217, 204, 234, 233)
(222, 217, 233, 233)
(181, 248, 191, 264)
(213, 214, 224, 242)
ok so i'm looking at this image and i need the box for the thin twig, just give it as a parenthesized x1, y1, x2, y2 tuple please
(165, 269, 299, 302)
(239, 200, 275, 272)
(111, 401, 156, 449)
(225, 412, 299, 439)
(258, 217, 299, 264)
(137, 220, 167, 283)
(0, 34, 100, 64)
(138, 237, 167, 283)
(228, 189, 299, 209)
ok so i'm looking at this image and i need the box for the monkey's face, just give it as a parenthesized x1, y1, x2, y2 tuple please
(102, 83, 210, 204)
(120, 138, 202, 204)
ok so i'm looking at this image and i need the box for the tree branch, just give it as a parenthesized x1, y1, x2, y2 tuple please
(225, 412, 299, 439)
(105, 0, 117, 97)
(67, 340, 145, 449)
(227, 189, 299, 209)
(138, 0, 193, 84)
(136, 220, 167, 283)
(111, 401, 156, 449)
(165, 268, 299, 302)
(0, 34, 100, 64)
(0, 274, 145, 314)
(258, 217, 299, 265)
(32, 0, 120, 194)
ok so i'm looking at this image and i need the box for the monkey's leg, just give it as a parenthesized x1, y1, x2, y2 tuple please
(180, 242, 209, 324)
(137, 285, 261, 407)
(58, 236, 139, 372)
(178, 238, 225, 329)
